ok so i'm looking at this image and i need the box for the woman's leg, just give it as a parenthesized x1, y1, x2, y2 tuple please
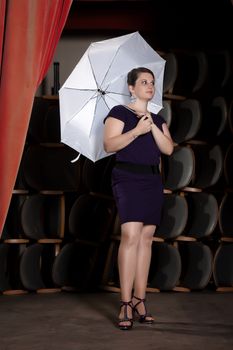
(118, 221, 143, 324)
(133, 225, 156, 319)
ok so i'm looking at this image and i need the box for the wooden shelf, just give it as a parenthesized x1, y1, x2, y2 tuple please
(4, 239, 29, 244)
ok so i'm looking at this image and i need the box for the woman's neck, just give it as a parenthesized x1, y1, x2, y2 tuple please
(127, 101, 148, 114)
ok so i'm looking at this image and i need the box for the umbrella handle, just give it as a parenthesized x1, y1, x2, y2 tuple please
(71, 153, 81, 163)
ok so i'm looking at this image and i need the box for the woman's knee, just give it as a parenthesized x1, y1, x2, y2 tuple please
(120, 230, 140, 248)
(140, 227, 155, 246)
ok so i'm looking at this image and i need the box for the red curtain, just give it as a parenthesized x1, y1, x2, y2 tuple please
(0, 0, 73, 236)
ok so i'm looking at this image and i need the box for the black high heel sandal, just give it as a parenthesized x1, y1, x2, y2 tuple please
(118, 300, 133, 330)
(132, 295, 154, 324)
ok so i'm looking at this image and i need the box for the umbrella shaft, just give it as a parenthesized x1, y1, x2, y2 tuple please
(52, 62, 60, 95)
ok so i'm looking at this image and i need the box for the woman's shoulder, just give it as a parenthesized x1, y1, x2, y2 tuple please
(109, 105, 128, 115)
(104, 105, 128, 124)
(107, 105, 130, 119)
(152, 113, 166, 125)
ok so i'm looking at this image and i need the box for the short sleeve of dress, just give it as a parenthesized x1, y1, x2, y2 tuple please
(103, 105, 126, 124)
(152, 113, 166, 132)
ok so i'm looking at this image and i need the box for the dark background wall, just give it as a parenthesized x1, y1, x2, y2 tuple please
(43, 0, 233, 96)
(64, 0, 233, 50)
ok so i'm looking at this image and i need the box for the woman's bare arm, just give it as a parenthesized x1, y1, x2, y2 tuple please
(150, 122, 174, 155)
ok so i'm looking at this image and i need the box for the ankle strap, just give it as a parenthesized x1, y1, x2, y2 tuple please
(120, 300, 133, 320)
(133, 295, 146, 302)
(120, 300, 133, 306)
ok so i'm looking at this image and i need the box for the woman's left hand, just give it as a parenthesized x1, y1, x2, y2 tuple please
(145, 112, 153, 125)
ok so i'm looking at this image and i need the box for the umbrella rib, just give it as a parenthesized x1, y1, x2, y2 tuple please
(63, 91, 99, 126)
(87, 94, 106, 137)
(88, 52, 101, 91)
(91, 45, 124, 90)
(103, 94, 127, 107)
(105, 91, 130, 97)
(95, 93, 140, 118)
(99, 93, 111, 111)
(101, 46, 123, 87)
(63, 87, 97, 92)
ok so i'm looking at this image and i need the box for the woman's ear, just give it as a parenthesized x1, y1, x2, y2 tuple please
(128, 85, 135, 96)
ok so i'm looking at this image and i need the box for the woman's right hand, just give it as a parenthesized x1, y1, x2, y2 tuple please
(134, 115, 152, 135)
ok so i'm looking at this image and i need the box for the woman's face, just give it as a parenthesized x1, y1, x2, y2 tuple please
(129, 72, 155, 101)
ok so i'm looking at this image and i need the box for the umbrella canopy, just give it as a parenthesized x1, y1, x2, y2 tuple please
(59, 31, 166, 162)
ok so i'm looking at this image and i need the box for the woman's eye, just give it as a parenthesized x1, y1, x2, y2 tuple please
(140, 80, 155, 86)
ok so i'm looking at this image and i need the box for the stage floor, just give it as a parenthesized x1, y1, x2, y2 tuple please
(0, 290, 233, 350)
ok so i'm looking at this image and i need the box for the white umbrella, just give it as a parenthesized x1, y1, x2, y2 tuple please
(59, 31, 166, 162)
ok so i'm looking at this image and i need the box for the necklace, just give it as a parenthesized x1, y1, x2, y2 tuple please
(124, 105, 150, 117)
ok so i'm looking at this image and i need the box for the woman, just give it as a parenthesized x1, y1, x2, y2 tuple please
(103, 67, 174, 330)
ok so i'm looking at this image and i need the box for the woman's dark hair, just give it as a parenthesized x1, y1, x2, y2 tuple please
(127, 67, 155, 86)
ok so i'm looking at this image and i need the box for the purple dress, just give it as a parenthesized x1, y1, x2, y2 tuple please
(105, 105, 165, 226)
